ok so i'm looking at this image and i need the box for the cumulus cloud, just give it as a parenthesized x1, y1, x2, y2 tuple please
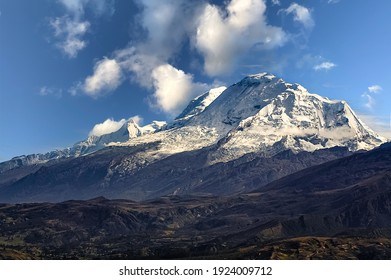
(89, 118, 127, 137)
(76, 0, 288, 115)
(314, 61, 336, 71)
(75, 0, 209, 114)
(151, 64, 208, 116)
(285, 3, 314, 29)
(195, 0, 286, 76)
(83, 58, 123, 97)
(134, 0, 199, 60)
(89, 115, 143, 137)
(114, 47, 161, 88)
(110, 48, 208, 115)
(368, 85, 383, 93)
(77, 46, 208, 115)
(271, 0, 280, 5)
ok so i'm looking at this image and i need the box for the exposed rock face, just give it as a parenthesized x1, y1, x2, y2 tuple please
(0, 142, 391, 259)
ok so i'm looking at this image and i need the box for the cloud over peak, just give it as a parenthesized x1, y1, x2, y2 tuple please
(89, 118, 126, 137)
(151, 64, 208, 116)
(88, 115, 143, 137)
(71, 0, 298, 116)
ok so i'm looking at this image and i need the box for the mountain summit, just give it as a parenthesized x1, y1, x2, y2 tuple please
(186, 73, 385, 162)
(0, 73, 387, 202)
(115, 72, 385, 165)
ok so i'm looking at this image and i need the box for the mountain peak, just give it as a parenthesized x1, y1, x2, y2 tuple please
(246, 72, 276, 80)
(1, 73, 386, 174)
(175, 86, 227, 120)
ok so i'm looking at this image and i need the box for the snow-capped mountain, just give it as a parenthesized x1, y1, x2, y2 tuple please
(0, 72, 388, 203)
(176, 86, 227, 120)
(197, 73, 386, 163)
(1, 73, 386, 174)
(113, 73, 385, 166)
(72, 119, 167, 156)
(167, 86, 227, 128)
(0, 119, 166, 173)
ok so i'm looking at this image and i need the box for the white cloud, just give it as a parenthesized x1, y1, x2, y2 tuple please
(328, 0, 340, 4)
(77, 46, 209, 115)
(76, 0, 287, 115)
(50, 16, 90, 58)
(357, 114, 391, 139)
(362, 92, 376, 110)
(89, 118, 126, 137)
(195, 0, 286, 76)
(81, 0, 210, 114)
(58, 0, 86, 16)
(114, 47, 161, 88)
(298, 54, 337, 71)
(51, 0, 114, 58)
(39, 86, 63, 98)
(151, 64, 208, 116)
(361, 85, 383, 110)
(58, 0, 115, 17)
(88, 115, 143, 137)
(111, 48, 209, 116)
(368, 85, 383, 93)
(271, 0, 280, 5)
(129, 115, 143, 126)
(76, 0, 207, 115)
(285, 3, 314, 29)
(314, 61, 336, 71)
(83, 57, 122, 97)
(134, 0, 197, 60)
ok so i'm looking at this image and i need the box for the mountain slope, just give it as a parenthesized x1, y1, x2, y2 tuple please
(0, 73, 386, 203)
(1, 143, 391, 259)
(261, 142, 391, 193)
(109, 73, 385, 169)
(0, 119, 166, 174)
(1, 73, 384, 173)
(189, 73, 385, 163)
(174, 86, 227, 123)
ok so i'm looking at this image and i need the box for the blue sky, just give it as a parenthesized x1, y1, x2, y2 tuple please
(0, 0, 390, 161)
